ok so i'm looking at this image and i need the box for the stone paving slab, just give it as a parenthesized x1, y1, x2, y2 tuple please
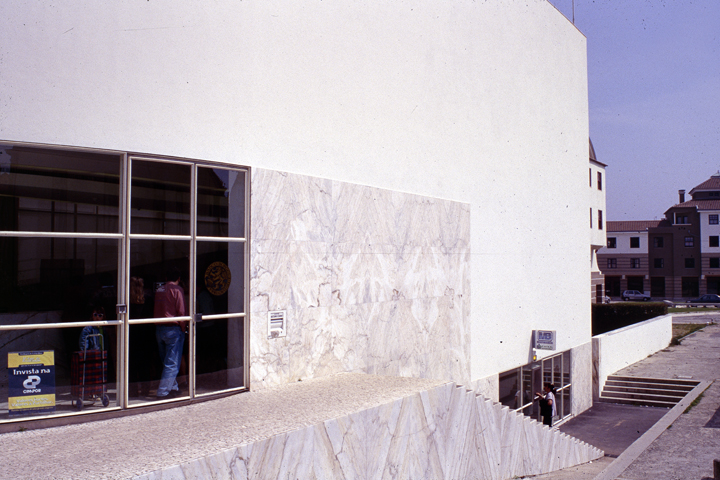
(0, 373, 448, 479)
(525, 315, 720, 480)
(611, 321, 720, 480)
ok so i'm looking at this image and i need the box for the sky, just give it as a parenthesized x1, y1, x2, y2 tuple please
(547, 0, 720, 221)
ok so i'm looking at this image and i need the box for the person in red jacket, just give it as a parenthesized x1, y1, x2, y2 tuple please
(154, 267, 187, 399)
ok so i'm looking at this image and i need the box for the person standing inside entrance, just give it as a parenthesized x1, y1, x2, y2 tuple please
(535, 383, 557, 426)
(154, 267, 187, 399)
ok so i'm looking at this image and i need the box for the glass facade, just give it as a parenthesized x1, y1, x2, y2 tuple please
(0, 143, 249, 422)
(499, 350, 573, 424)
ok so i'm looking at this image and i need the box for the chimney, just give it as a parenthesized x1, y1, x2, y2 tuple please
(679, 190, 686, 203)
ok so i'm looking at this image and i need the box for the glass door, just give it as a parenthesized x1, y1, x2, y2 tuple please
(125, 158, 248, 406)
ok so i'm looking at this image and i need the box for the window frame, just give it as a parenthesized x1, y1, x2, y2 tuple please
(0, 141, 251, 423)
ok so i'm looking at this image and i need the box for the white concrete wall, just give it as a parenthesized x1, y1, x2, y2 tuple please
(592, 315, 673, 398)
(0, 1, 590, 383)
(590, 163, 607, 248)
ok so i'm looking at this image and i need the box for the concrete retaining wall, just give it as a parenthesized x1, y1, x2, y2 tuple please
(592, 315, 673, 398)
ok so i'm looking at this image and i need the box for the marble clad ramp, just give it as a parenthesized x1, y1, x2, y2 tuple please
(0, 373, 603, 479)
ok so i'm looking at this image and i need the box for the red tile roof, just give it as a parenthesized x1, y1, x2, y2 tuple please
(690, 176, 720, 194)
(606, 220, 661, 232)
(668, 199, 720, 211)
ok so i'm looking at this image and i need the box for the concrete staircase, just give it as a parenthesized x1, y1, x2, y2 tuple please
(600, 375, 700, 408)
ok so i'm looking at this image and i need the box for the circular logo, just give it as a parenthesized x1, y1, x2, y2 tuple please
(205, 262, 231, 296)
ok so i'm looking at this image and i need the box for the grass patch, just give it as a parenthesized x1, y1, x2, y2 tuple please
(671, 324, 708, 345)
(668, 306, 720, 313)
(683, 385, 711, 414)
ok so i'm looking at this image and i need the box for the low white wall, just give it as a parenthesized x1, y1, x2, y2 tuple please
(592, 315, 673, 398)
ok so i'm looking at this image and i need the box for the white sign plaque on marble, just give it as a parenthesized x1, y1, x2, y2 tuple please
(534, 330, 556, 350)
(268, 310, 286, 338)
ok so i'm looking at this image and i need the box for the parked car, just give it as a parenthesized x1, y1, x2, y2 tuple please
(622, 290, 651, 301)
(686, 294, 720, 305)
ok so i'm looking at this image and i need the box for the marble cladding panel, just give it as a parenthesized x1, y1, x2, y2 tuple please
(571, 341, 593, 415)
(136, 381, 603, 480)
(250, 169, 471, 390)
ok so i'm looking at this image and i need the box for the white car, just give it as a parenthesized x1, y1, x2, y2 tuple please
(622, 290, 651, 301)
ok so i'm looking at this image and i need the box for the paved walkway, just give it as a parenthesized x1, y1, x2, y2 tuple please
(2, 313, 718, 479)
(527, 313, 720, 480)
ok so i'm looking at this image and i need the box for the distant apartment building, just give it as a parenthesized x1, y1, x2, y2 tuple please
(598, 221, 659, 298)
(599, 173, 720, 300)
(589, 139, 607, 303)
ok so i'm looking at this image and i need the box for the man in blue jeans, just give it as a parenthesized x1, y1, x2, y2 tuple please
(153, 268, 187, 399)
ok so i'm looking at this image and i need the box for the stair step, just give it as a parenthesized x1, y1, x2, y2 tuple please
(599, 391, 683, 403)
(606, 376, 700, 387)
(598, 395, 676, 408)
(604, 380, 695, 391)
(602, 386, 689, 397)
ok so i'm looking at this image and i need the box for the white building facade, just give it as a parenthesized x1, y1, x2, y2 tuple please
(0, 0, 592, 425)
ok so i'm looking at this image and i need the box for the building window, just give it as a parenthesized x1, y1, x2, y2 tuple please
(676, 214, 689, 224)
(607, 258, 617, 269)
(607, 237, 617, 248)
(590, 208, 592, 228)
(685, 236, 695, 247)
(598, 210, 603, 230)
(589, 168, 592, 187)
(710, 214, 719, 225)
(711, 236, 720, 247)
(499, 351, 572, 421)
(653, 237, 664, 248)
(597, 171, 602, 191)
(685, 258, 695, 268)
(0, 142, 250, 423)
(631, 258, 641, 269)
(630, 237, 640, 248)
(710, 258, 720, 269)
(654, 258, 664, 268)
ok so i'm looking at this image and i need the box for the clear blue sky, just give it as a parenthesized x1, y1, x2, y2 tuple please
(548, 0, 720, 221)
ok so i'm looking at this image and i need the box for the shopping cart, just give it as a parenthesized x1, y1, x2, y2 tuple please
(71, 333, 110, 410)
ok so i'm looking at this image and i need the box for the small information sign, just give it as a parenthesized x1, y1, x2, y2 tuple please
(533, 330, 556, 351)
(8, 351, 56, 417)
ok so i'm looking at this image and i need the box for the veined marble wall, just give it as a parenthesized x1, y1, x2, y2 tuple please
(571, 342, 593, 414)
(135, 381, 603, 480)
(250, 169, 471, 389)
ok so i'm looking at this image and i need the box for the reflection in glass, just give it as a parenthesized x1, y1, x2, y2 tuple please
(0, 326, 117, 420)
(131, 160, 191, 235)
(128, 239, 190, 403)
(499, 369, 521, 410)
(0, 237, 119, 319)
(197, 167, 245, 238)
(562, 388, 571, 417)
(196, 242, 245, 316)
(0, 144, 121, 233)
(195, 318, 245, 393)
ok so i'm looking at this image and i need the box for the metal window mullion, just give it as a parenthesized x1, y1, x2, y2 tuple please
(189, 164, 197, 398)
(126, 316, 192, 325)
(195, 236, 247, 243)
(0, 231, 123, 239)
(244, 168, 251, 390)
(129, 234, 192, 241)
(0, 320, 123, 331)
(120, 153, 132, 409)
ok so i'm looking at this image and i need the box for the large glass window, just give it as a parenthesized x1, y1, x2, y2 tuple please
(0, 144, 249, 423)
(499, 350, 572, 424)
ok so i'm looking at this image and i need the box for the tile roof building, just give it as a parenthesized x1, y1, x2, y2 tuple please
(599, 173, 720, 299)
